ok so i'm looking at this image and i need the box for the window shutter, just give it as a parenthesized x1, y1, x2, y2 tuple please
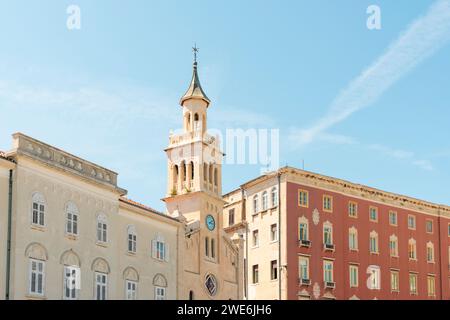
(151, 240, 157, 259)
(164, 243, 170, 262)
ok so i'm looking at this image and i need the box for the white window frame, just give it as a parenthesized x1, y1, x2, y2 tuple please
(63, 266, 80, 300)
(155, 286, 166, 300)
(349, 227, 358, 250)
(95, 272, 108, 300)
(96, 214, 108, 243)
(270, 223, 278, 242)
(262, 191, 268, 211)
(65, 202, 79, 236)
(369, 231, 378, 254)
(349, 265, 359, 288)
(323, 260, 333, 283)
(253, 195, 259, 213)
(323, 223, 333, 245)
(29, 258, 45, 296)
(271, 187, 278, 207)
(299, 256, 309, 280)
(31, 193, 46, 227)
(126, 280, 138, 300)
(127, 226, 137, 254)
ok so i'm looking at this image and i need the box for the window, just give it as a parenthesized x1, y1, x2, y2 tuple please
(270, 260, 278, 280)
(298, 190, 308, 207)
(323, 260, 333, 283)
(390, 270, 399, 292)
(389, 211, 398, 226)
(408, 215, 416, 230)
(298, 218, 308, 241)
(389, 235, 398, 257)
(369, 231, 378, 254)
(252, 230, 259, 247)
(211, 238, 215, 259)
(253, 195, 259, 213)
(349, 265, 358, 288)
(427, 242, 434, 263)
(427, 276, 436, 297)
(299, 256, 309, 280)
(323, 223, 333, 245)
(368, 265, 380, 290)
(65, 202, 78, 236)
(228, 209, 235, 226)
(127, 226, 137, 254)
(95, 272, 107, 300)
(262, 191, 268, 211)
(426, 220, 433, 234)
(448, 223, 450, 236)
(409, 273, 418, 295)
(29, 259, 45, 296)
(348, 201, 358, 218)
(152, 235, 168, 261)
(349, 227, 358, 251)
(96, 214, 107, 243)
(270, 224, 278, 242)
(323, 195, 333, 212)
(63, 266, 79, 300)
(252, 265, 259, 284)
(271, 187, 278, 207)
(369, 207, 378, 222)
(408, 238, 417, 260)
(205, 237, 209, 257)
(155, 287, 166, 300)
(31, 193, 45, 227)
(126, 280, 137, 300)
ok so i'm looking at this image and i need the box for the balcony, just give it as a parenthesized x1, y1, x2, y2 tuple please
(323, 243, 335, 251)
(299, 239, 311, 248)
(324, 281, 335, 289)
(298, 278, 311, 286)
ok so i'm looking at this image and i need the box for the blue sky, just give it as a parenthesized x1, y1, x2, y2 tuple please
(0, 0, 449, 211)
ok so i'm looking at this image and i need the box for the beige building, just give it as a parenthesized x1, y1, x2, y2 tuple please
(164, 58, 244, 300)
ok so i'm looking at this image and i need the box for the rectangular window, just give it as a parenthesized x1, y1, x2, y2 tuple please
(211, 238, 215, 259)
(389, 211, 398, 226)
(128, 233, 137, 253)
(298, 190, 309, 207)
(323, 226, 333, 245)
(427, 276, 436, 297)
(323, 260, 333, 283)
(389, 237, 398, 257)
(155, 287, 166, 300)
(390, 270, 399, 292)
(323, 195, 333, 212)
(252, 230, 259, 247)
(349, 230, 358, 250)
(299, 222, 308, 241)
(270, 260, 278, 280)
(252, 265, 259, 284)
(228, 209, 235, 226)
(63, 266, 79, 300)
(95, 272, 107, 300)
(66, 212, 78, 235)
(29, 259, 45, 296)
(97, 222, 107, 243)
(205, 237, 209, 257)
(368, 266, 380, 290)
(426, 220, 433, 234)
(409, 273, 418, 295)
(369, 207, 378, 222)
(126, 280, 137, 300)
(32, 202, 45, 226)
(270, 224, 278, 242)
(348, 202, 358, 218)
(408, 215, 416, 230)
(427, 244, 434, 263)
(408, 241, 417, 260)
(299, 256, 309, 280)
(156, 241, 166, 260)
(370, 234, 378, 253)
(349, 265, 358, 288)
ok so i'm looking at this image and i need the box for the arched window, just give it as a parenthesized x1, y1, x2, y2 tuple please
(205, 237, 209, 257)
(187, 113, 191, 131)
(427, 242, 434, 263)
(194, 113, 200, 130)
(31, 192, 46, 227)
(153, 274, 167, 300)
(271, 187, 278, 207)
(127, 225, 137, 254)
(123, 266, 139, 300)
(253, 195, 259, 213)
(182, 161, 187, 182)
(190, 161, 195, 180)
(408, 238, 417, 260)
(262, 191, 268, 211)
(211, 238, 215, 259)
(189, 290, 194, 300)
(323, 222, 333, 246)
(65, 202, 79, 236)
(96, 214, 108, 243)
(369, 231, 378, 253)
(348, 227, 358, 251)
(26, 243, 48, 297)
(173, 165, 179, 185)
(60, 249, 81, 300)
(214, 168, 218, 187)
(209, 165, 213, 184)
(92, 257, 110, 300)
(389, 234, 398, 257)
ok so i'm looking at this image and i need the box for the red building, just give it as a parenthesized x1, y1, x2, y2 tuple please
(224, 166, 450, 300)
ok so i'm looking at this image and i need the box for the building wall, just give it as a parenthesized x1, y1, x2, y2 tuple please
(285, 180, 450, 300)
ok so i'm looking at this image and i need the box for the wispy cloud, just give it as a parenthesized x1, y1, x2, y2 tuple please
(294, 0, 450, 146)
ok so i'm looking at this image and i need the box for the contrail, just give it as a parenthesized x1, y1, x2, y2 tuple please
(295, 0, 450, 145)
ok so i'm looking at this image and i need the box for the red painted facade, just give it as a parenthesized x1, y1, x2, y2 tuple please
(286, 181, 450, 300)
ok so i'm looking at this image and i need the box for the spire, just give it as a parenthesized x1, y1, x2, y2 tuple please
(180, 45, 211, 107)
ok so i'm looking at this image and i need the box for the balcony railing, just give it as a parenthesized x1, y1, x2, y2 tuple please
(324, 243, 335, 251)
(298, 278, 311, 286)
(299, 239, 311, 248)
(324, 281, 336, 289)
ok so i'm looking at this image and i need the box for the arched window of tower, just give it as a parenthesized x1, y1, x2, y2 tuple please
(214, 168, 218, 187)
(190, 161, 194, 181)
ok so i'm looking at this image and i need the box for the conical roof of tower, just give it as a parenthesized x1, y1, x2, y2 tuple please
(180, 61, 210, 107)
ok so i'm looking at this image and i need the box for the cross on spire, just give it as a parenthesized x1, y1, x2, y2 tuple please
(192, 44, 199, 63)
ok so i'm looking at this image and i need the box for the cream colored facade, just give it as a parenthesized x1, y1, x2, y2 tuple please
(163, 60, 244, 300)
(0, 133, 180, 300)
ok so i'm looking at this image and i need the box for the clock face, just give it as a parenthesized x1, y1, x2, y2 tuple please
(206, 214, 215, 231)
